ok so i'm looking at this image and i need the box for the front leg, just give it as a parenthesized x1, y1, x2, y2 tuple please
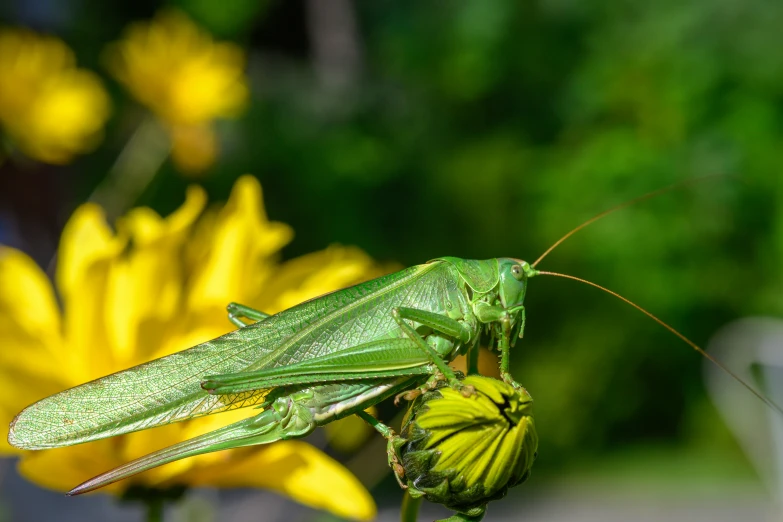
(516, 307, 526, 342)
(498, 315, 524, 390)
(474, 302, 526, 390)
(356, 410, 407, 488)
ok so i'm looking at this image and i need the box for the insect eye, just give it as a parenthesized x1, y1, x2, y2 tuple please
(511, 265, 523, 280)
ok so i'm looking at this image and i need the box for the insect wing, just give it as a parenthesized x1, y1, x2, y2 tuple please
(9, 262, 447, 449)
(9, 324, 275, 449)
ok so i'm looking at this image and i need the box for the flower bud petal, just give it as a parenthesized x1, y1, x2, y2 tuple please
(398, 376, 538, 514)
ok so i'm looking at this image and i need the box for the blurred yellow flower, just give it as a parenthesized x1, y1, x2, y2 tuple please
(106, 10, 249, 173)
(0, 175, 386, 521)
(0, 28, 110, 164)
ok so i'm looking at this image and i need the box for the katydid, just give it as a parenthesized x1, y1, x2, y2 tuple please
(7, 178, 781, 498)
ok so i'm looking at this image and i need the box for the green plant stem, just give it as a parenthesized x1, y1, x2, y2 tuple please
(467, 344, 480, 375)
(400, 491, 422, 522)
(145, 497, 164, 522)
(120, 485, 186, 522)
(89, 116, 171, 221)
(45, 116, 170, 278)
(438, 514, 485, 522)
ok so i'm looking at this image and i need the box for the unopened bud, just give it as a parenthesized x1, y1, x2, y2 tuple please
(397, 376, 537, 516)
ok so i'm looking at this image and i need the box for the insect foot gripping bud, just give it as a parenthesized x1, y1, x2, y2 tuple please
(397, 375, 538, 520)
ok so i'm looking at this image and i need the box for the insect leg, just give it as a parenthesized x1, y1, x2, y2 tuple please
(70, 377, 424, 496)
(67, 392, 318, 495)
(356, 410, 407, 488)
(498, 318, 516, 386)
(394, 307, 472, 343)
(227, 302, 270, 328)
(474, 303, 526, 389)
(467, 336, 481, 374)
(518, 307, 526, 340)
(391, 307, 468, 391)
(202, 338, 434, 394)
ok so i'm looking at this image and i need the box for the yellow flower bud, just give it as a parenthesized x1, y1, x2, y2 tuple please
(398, 376, 538, 517)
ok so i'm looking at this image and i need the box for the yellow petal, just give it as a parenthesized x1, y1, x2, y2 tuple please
(117, 407, 261, 485)
(324, 406, 376, 454)
(55, 204, 127, 381)
(104, 186, 206, 364)
(180, 441, 376, 521)
(257, 245, 393, 314)
(117, 425, 207, 485)
(0, 247, 70, 454)
(56, 203, 124, 299)
(0, 367, 68, 455)
(186, 175, 292, 316)
(167, 42, 248, 124)
(0, 247, 61, 349)
(120, 185, 206, 245)
(16, 439, 128, 494)
(449, 346, 501, 378)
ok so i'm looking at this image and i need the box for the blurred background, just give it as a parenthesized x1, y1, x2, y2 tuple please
(1, 0, 783, 521)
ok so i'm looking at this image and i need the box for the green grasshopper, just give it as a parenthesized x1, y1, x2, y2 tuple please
(8, 255, 537, 494)
(7, 179, 779, 497)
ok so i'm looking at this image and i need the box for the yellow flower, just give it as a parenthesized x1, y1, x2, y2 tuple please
(398, 376, 538, 517)
(106, 10, 248, 173)
(0, 175, 386, 521)
(0, 28, 110, 164)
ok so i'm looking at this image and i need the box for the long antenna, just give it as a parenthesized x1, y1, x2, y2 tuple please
(531, 174, 726, 268)
(537, 270, 783, 417)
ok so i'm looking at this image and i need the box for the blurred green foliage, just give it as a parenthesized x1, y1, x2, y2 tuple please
(2, 0, 782, 491)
